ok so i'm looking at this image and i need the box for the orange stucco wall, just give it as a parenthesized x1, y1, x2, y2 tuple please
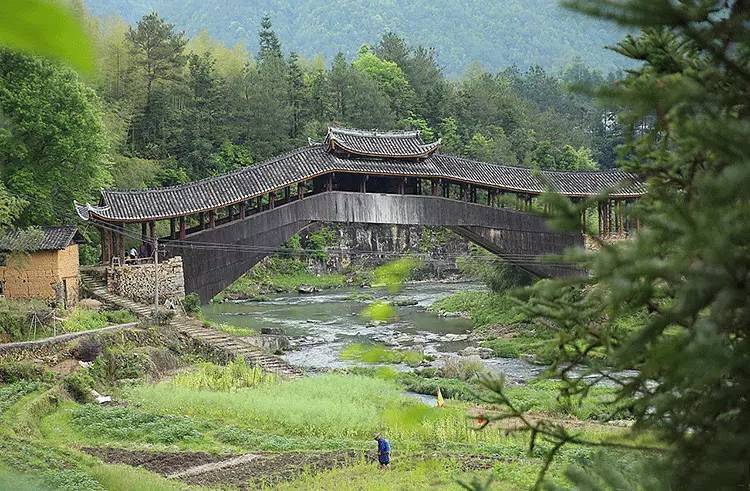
(0, 244, 80, 306)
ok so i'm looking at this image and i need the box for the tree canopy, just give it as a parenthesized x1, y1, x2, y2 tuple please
(86, 0, 628, 75)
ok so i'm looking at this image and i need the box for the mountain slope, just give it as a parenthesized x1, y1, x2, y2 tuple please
(85, 0, 626, 74)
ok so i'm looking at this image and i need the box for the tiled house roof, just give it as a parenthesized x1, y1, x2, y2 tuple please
(0, 226, 83, 252)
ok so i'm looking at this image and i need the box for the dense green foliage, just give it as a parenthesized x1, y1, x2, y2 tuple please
(172, 357, 275, 391)
(86, 0, 627, 74)
(477, 1, 750, 489)
(0, 51, 110, 226)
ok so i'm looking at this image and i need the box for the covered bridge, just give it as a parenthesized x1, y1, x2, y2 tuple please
(76, 128, 646, 302)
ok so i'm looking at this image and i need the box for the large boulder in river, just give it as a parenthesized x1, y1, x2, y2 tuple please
(298, 285, 318, 294)
(459, 346, 495, 359)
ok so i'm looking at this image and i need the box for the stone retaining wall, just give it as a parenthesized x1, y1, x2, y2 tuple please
(0, 323, 139, 363)
(107, 257, 185, 305)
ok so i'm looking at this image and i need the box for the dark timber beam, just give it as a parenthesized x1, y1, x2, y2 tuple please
(179, 216, 186, 239)
(179, 192, 583, 303)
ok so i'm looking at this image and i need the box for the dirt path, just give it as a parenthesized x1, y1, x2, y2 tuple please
(168, 453, 261, 479)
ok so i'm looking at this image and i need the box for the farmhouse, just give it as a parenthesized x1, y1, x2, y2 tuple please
(0, 226, 84, 307)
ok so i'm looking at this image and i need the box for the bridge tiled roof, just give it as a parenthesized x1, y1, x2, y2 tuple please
(76, 145, 645, 223)
(325, 127, 441, 159)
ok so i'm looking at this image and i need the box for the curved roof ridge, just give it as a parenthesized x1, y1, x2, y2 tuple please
(329, 126, 421, 138)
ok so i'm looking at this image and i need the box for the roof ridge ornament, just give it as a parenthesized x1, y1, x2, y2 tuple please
(325, 126, 440, 159)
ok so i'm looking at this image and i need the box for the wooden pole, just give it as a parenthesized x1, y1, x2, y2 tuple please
(269, 191, 275, 209)
(179, 216, 186, 239)
(208, 210, 216, 228)
(118, 223, 126, 259)
(239, 202, 246, 220)
(169, 218, 176, 240)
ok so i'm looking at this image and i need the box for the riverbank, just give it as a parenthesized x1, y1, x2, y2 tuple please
(0, 349, 644, 490)
(430, 291, 560, 364)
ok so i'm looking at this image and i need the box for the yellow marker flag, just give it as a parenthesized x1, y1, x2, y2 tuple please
(436, 387, 445, 408)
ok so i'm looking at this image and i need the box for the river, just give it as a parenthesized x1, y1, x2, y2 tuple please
(202, 281, 548, 382)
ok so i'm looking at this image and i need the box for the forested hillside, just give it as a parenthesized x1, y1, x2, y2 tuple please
(85, 0, 626, 74)
(1, 8, 623, 230)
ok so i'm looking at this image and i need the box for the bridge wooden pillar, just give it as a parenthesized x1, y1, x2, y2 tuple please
(227, 204, 233, 221)
(284, 186, 290, 202)
(297, 182, 305, 200)
(359, 175, 368, 193)
(169, 218, 176, 240)
(140, 223, 148, 245)
(327, 174, 334, 192)
(178, 216, 186, 239)
(239, 202, 246, 220)
(101, 227, 113, 264)
(399, 177, 406, 195)
(489, 189, 496, 207)
(460, 184, 468, 201)
(199, 212, 205, 230)
(208, 210, 216, 229)
(269, 191, 275, 209)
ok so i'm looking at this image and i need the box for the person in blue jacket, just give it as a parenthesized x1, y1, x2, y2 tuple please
(374, 433, 391, 468)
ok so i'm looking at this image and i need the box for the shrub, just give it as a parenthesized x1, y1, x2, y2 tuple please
(62, 371, 94, 403)
(90, 346, 177, 383)
(151, 308, 174, 325)
(439, 355, 487, 381)
(182, 293, 201, 314)
(70, 336, 102, 362)
(0, 361, 52, 384)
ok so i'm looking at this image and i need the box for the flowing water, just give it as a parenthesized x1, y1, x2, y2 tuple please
(202, 281, 550, 382)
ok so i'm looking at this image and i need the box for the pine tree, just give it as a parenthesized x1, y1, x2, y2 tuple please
(258, 16, 282, 61)
(126, 12, 186, 155)
(287, 51, 305, 140)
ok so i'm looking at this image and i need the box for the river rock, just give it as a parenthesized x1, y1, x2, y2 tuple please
(442, 333, 470, 342)
(261, 327, 284, 335)
(247, 334, 290, 353)
(459, 346, 495, 359)
(298, 285, 318, 294)
(392, 297, 418, 306)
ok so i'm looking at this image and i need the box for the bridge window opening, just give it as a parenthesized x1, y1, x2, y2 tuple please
(331, 173, 361, 192)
